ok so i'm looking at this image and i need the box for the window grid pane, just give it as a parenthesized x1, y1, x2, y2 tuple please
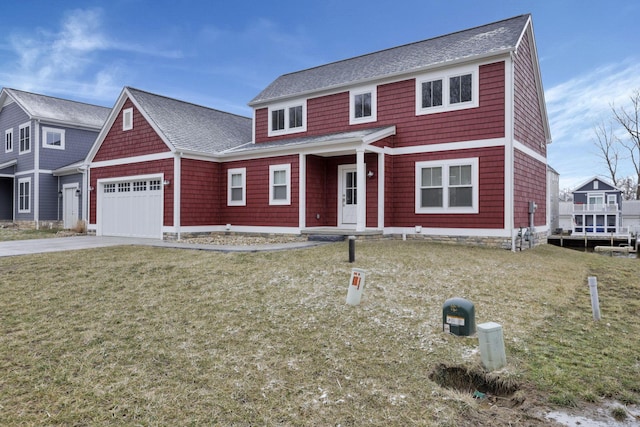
(422, 80, 443, 108)
(272, 109, 285, 131)
(289, 106, 303, 128)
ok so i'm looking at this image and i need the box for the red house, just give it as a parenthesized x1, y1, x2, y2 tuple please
(86, 14, 550, 249)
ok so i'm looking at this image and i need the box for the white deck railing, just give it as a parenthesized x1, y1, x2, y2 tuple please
(573, 203, 619, 213)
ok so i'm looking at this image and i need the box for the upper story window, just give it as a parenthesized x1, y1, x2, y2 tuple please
(415, 158, 478, 214)
(227, 167, 246, 206)
(349, 86, 377, 125)
(19, 123, 30, 153)
(416, 65, 478, 115)
(268, 100, 306, 137)
(123, 108, 133, 131)
(269, 163, 291, 205)
(42, 127, 65, 150)
(5, 129, 12, 153)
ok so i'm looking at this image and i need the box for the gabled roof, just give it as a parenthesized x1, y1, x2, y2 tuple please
(88, 87, 252, 161)
(573, 176, 622, 193)
(250, 14, 531, 106)
(0, 88, 110, 129)
(126, 88, 252, 154)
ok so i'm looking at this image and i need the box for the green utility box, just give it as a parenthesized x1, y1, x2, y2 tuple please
(442, 298, 476, 336)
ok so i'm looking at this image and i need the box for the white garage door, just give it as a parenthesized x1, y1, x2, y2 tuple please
(100, 178, 163, 239)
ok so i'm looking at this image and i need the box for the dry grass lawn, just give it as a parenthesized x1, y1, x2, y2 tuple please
(0, 240, 638, 426)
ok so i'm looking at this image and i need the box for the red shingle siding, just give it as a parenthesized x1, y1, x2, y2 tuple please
(220, 155, 300, 227)
(513, 30, 547, 156)
(254, 62, 505, 146)
(89, 159, 174, 226)
(387, 147, 505, 228)
(181, 159, 220, 226)
(513, 149, 546, 227)
(93, 99, 170, 162)
(305, 155, 328, 226)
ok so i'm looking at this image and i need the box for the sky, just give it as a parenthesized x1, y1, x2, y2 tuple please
(1, 0, 639, 191)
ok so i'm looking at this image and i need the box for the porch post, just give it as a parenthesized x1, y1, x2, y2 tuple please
(299, 153, 306, 230)
(356, 148, 366, 232)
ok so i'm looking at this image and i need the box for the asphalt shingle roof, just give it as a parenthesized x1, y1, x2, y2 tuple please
(5, 88, 110, 129)
(250, 14, 530, 105)
(126, 87, 252, 154)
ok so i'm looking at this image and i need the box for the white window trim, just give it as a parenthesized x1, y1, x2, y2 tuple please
(267, 100, 307, 137)
(227, 167, 246, 206)
(349, 85, 377, 125)
(269, 163, 291, 205)
(18, 177, 31, 213)
(415, 64, 479, 116)
(42, 127, 65, 150)
(5, 129, 12, 153)
(415, 157, 479, 214)
(123, 107, 133, 131)
(18, 122, 30, 154)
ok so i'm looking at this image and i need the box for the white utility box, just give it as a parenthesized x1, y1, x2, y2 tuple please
(477, 322, 507, 371)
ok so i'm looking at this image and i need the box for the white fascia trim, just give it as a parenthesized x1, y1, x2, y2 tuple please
(388, 137, 505, 156)
(0, 159, 17, 169)
(362, 125, 396, 145)
(90, 151, 173, 168)
(15, 169, 35, 176)
(514, 140, 547, 164)
(97, 172, 164, 184)
(384, 226, 511, 238)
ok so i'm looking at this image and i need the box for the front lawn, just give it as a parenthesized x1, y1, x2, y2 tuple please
(0, 241, 638, 426)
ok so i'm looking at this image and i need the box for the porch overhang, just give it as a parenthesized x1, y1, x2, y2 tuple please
(53, 161, 87, 177)
(0, 159, 17, 177)
(220, 126, 396, 159)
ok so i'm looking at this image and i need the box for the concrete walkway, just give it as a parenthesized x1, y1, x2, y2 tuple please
(0, 236, 324, 257)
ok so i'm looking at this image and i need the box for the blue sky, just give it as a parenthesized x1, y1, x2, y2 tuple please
(1, 0, 639, 190)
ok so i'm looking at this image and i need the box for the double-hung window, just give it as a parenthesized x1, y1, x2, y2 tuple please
(18, 178, 31, 213)
(227, 168, 246, 206)
(268, 101, 306, 136)
(415, 158, 478, 214)
(19, 123, 30, 153)
(42, 127, 65, 150)
(5, 129, 12, 153)
(416, 65, 478, 115)
(349, 86, 377, 124)
(269, 164, 291, 205)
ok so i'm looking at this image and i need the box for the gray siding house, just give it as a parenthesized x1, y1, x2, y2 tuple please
(569, 177, 623, 235)
(0, 88, 110, 228)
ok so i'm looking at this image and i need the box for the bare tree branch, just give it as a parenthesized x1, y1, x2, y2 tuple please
(611, 90, 640, 199)
(593, 120, 619, 185)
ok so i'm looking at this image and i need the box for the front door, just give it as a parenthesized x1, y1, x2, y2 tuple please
(63, 186, 79, 229)
(339, 165, 357, 226)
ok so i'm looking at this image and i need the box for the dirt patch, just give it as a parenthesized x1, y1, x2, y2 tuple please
(429, 363, 519, 397)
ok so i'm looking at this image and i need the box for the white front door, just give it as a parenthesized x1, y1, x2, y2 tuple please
(339, 165, 358, 226)
(63, 186, 79, 229)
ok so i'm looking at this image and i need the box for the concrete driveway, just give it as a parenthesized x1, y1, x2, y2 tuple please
(0, 235, 322, 257)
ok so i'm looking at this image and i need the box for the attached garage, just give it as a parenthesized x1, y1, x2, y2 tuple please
(98, 176, 163, 239)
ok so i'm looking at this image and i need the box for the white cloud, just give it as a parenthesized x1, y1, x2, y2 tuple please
(546, 58, 640, 189)
(1, 8, 181, 103)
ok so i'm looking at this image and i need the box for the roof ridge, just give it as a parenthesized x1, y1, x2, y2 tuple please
(4, 87, 110, 109)
(125, 86, 251, 120)
(275, 14, 530, 79)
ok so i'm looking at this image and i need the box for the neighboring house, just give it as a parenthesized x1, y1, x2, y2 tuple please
(87, 14, 551, 249)
(566, 177, 623, 235)
(0, 88, 110, 229)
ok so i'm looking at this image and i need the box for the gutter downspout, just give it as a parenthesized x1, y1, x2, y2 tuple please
(174, 151, 182, 240)
(506, 53, 516, 252)
(34, 120, 40, 229)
